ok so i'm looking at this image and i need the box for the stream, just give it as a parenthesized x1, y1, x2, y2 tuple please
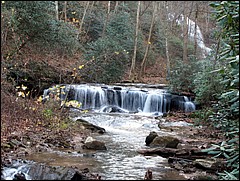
(71, 113, 191, 180)
(1, 84, 196, 180)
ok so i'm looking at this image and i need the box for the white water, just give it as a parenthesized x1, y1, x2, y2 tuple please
(168, 13, 212, 58)
(44, 84, 195, 115)
(183, 96, 196, 112)
(72, 113, 190, 180)
(1, 160, 32, 180)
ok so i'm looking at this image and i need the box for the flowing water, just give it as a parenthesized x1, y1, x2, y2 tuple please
(168, 12, 212, 58)
(69, 112, 191, 180)
(2, 84, 195, 180)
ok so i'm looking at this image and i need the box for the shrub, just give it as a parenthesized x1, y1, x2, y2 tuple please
(168, 56, 198, 93)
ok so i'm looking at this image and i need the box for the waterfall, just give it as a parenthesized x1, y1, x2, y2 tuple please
(183, 96, 196, 112)
(43, 84, 195, 115)
(168, 13, 212, 58)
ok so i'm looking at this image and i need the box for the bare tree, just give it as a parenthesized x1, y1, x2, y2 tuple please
(129, 1, 141, 80)
(55, 1, 58, 20)
(89, 1, 95, 14)
(194, 2, 199, 57)
(79, 1, 90, 33)
(114, 1, 119, 14)
(183, 1, 188, 64)
(63, 1, 67, 22)
(84, 1, 95, 38)
(138, 1, 157, 79)
(163, 1, 171, 79)
(102, 1, 111, 37)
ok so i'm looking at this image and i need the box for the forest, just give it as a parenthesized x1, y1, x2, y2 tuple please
(1, 1, 239, 180)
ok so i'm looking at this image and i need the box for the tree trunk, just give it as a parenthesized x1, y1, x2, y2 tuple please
(84, 1, 95, 39)
(164, 1, 171, 80)
(114, 1, 119, 14)
(102, 1, 111, 37)
(64, 1, 67, 22)
(129, 1, 141, 80)
(55, 1, 58, 20)
(88, 1, 95, 14)
(138, 1, 157, 79)
(183, 2, 188, 64)
(79, 1, 90, 33)
(194, 2, 198, 57)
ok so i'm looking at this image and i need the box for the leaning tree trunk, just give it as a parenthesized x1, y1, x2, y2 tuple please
(79, 1, 90, 33)
(129, 1, 141, 81)
(138, 1, 157, 79)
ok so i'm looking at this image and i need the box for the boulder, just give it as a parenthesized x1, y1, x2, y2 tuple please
(13, 172, 26, 180)
(83, 136, 107, 150)
(193, 158, 226, 171)
(75, 119, 105, 134)
(149, 136, 180, 148)
(145, 131, 158, 146)
(26, 163, 89, 180)
(101, 105, 128, 113)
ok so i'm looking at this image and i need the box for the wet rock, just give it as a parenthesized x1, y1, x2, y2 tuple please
(192, 175, 217, 180)
(1, 143, 14, 150)
(76, 119, 106, 134)
(13, 172, 26, 180)
(83, 136, 107, 150)
(101, 105, 129, 113)
(71, 171, 85, 180)
(149, 136, 180, 148)
(113, 87, 122, 90)
(193, 158, 226, 171)
(27, 163, 88, 180)
(145, 132, 158, 146)
(144, 169, 152, 180)
(9, 139, 27, 148)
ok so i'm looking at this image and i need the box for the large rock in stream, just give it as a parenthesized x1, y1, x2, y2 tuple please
(145, 132, 180, 148)
(145, 131, 158, 146)
(75, 118, 106, 134)
(150, 136, 180, 148)
(82, 136, 107, 150)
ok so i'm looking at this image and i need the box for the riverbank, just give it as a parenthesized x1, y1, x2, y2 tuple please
(1, 111, 103, 180)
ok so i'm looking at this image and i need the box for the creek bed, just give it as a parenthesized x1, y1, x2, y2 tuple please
(7, 113, 191, 180)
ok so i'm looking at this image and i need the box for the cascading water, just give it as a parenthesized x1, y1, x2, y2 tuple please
(183, 96, 196, 112)
(3, 84, 196, 180)
(43, 84, 195, 115)
(168, 13, 212, 58)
